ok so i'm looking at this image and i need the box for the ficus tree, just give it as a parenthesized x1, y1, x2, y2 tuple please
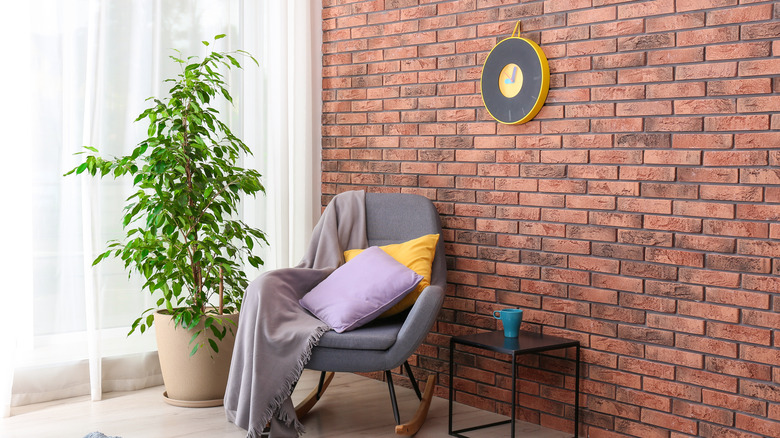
(66, 35, 266, 355)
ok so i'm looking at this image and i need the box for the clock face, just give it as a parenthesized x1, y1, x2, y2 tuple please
(480, 37, 550, 125)
(498, 63, 523, 98)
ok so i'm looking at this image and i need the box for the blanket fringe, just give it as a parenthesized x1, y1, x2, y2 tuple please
(263, 324, 330, 437)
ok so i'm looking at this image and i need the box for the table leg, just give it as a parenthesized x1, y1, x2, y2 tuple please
(449, 339, 455, 436)
(574, 345, 580, 438)
(511, 351, 517, 438)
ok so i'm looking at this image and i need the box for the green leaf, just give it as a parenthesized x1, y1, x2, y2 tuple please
(214, 34, 226, 40)
(208, 338, 219, 353)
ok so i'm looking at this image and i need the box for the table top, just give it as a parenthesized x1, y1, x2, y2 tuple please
(451, 330, 579, 355)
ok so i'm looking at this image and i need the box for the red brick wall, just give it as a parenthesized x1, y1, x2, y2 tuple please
(321, 0, 780, 436)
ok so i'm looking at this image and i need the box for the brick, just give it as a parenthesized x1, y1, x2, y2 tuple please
(708, 78, 772, 96)
(678, 26, 740, 47)
(645, 150, 701, 165)
(645, 280, 703, 301)
(740, 59, 780, 77)
(592, 304, 645, 324)
(676, 61, 737, 80)
(567, 39, 617, 57)
(737, 132, 780, 149)
(622, 261, 677, 280)
(616, 101, 672, 116)
(541, 208, 589, 224)
(566, 195, 615, 210)
(647, 313, 705, 335)
(618, 0, 675, 19)
(618, 325, 674, 346)
(700, 185, 762, 202)
(742, 309, 780, 329)
(646, 12, 704, 32)
(565, 103, 615, 118)
(589, 211, 643, 228)
(645, 116, 703, 132)
(707, 41, 772, 61)
(703, 220, 768, 238)
(673, 200, 734, 219)
(642, 183, 699, 200)
(591, 118, 644, 133)
(741, 21, 780, 40)
(616, 387, 671, 413)
(676, 333, 738, 358)
(707, 288, 770, 310)
(734, 413, 780, 438)
(591, 18, 643, 37)
(568, 164, 618, 180)
(648, 47, 705, 65)
(569, 255, 620, 273)
(620, 293, 676, 314)
(617, 66, 673, 84)
(678, 300, 740, 323)
(590, 364, 643, 388)
(679, 267, 740, 288)
(592, 244, 644, 263)
(672, 400, 734, 427)
(708, 322, 772, 346)
(715, 3, 770, 24)
(703, 389, 768, 417)
(741, 380, 780, 403)
(675, 98, 736, 114)
(617, 199, 672, 215)
(643, 376, 702, 402)
(739, 96, 780, 113)
(706, 357, 772, 381)
(672, 133, 733, 149)
(618, 229, 672, 246)
(741, 169, 780, 185)
(737, 204, 780, 221)
(587, 396, 641, 420)
(645, 215, 702, 233)
(646, 247, 703, 267)
(707, 254, 771, 273)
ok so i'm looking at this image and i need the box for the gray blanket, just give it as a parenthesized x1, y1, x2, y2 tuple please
(224, 190, 367, 438)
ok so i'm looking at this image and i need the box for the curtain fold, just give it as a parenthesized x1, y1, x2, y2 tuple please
(1, 0, 320, 416)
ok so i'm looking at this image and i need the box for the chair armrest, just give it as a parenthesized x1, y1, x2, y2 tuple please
(386, 284, 445, 369)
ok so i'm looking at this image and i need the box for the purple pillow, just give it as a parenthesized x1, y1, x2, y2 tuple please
(300, 246, 423, 333)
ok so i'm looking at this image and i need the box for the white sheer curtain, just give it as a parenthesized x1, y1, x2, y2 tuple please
(243, 0, 323, 272)
(0, 0, 321, 415)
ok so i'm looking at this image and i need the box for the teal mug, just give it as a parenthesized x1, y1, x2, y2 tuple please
(493, 308, 523, 338)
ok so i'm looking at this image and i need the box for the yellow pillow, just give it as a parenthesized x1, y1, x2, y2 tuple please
(344, 233, 439, 317)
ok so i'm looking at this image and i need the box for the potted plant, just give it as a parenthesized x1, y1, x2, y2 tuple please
(65, 35, 266, 407)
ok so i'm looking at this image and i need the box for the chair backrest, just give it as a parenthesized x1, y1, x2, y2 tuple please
(365, 193, 446, 290)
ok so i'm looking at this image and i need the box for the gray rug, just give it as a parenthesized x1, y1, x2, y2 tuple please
(83, 433, 120, 438)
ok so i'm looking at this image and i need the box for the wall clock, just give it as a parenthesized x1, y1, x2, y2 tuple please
(480, 22, 550, 125)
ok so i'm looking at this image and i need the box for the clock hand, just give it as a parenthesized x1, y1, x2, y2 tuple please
(510, 66, 517, 82)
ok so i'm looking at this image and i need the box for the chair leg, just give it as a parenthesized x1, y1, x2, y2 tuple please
(385, 370, 401, 425)
(403, 361, 422, 400)
(294, 371, 335, 420)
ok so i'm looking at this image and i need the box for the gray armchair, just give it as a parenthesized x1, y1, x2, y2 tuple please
(296, 193, 446, 435)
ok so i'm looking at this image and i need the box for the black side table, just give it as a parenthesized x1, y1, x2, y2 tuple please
(448, 330, 580, 438)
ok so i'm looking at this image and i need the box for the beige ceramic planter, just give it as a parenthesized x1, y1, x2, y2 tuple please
(154, 310, 239, 407)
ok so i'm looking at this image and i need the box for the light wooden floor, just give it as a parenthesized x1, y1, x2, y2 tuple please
(0, 371, 570, 438)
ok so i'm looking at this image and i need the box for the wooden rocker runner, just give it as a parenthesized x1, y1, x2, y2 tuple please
(294, 367, 436, 435)
(295, 193, 447, 435)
